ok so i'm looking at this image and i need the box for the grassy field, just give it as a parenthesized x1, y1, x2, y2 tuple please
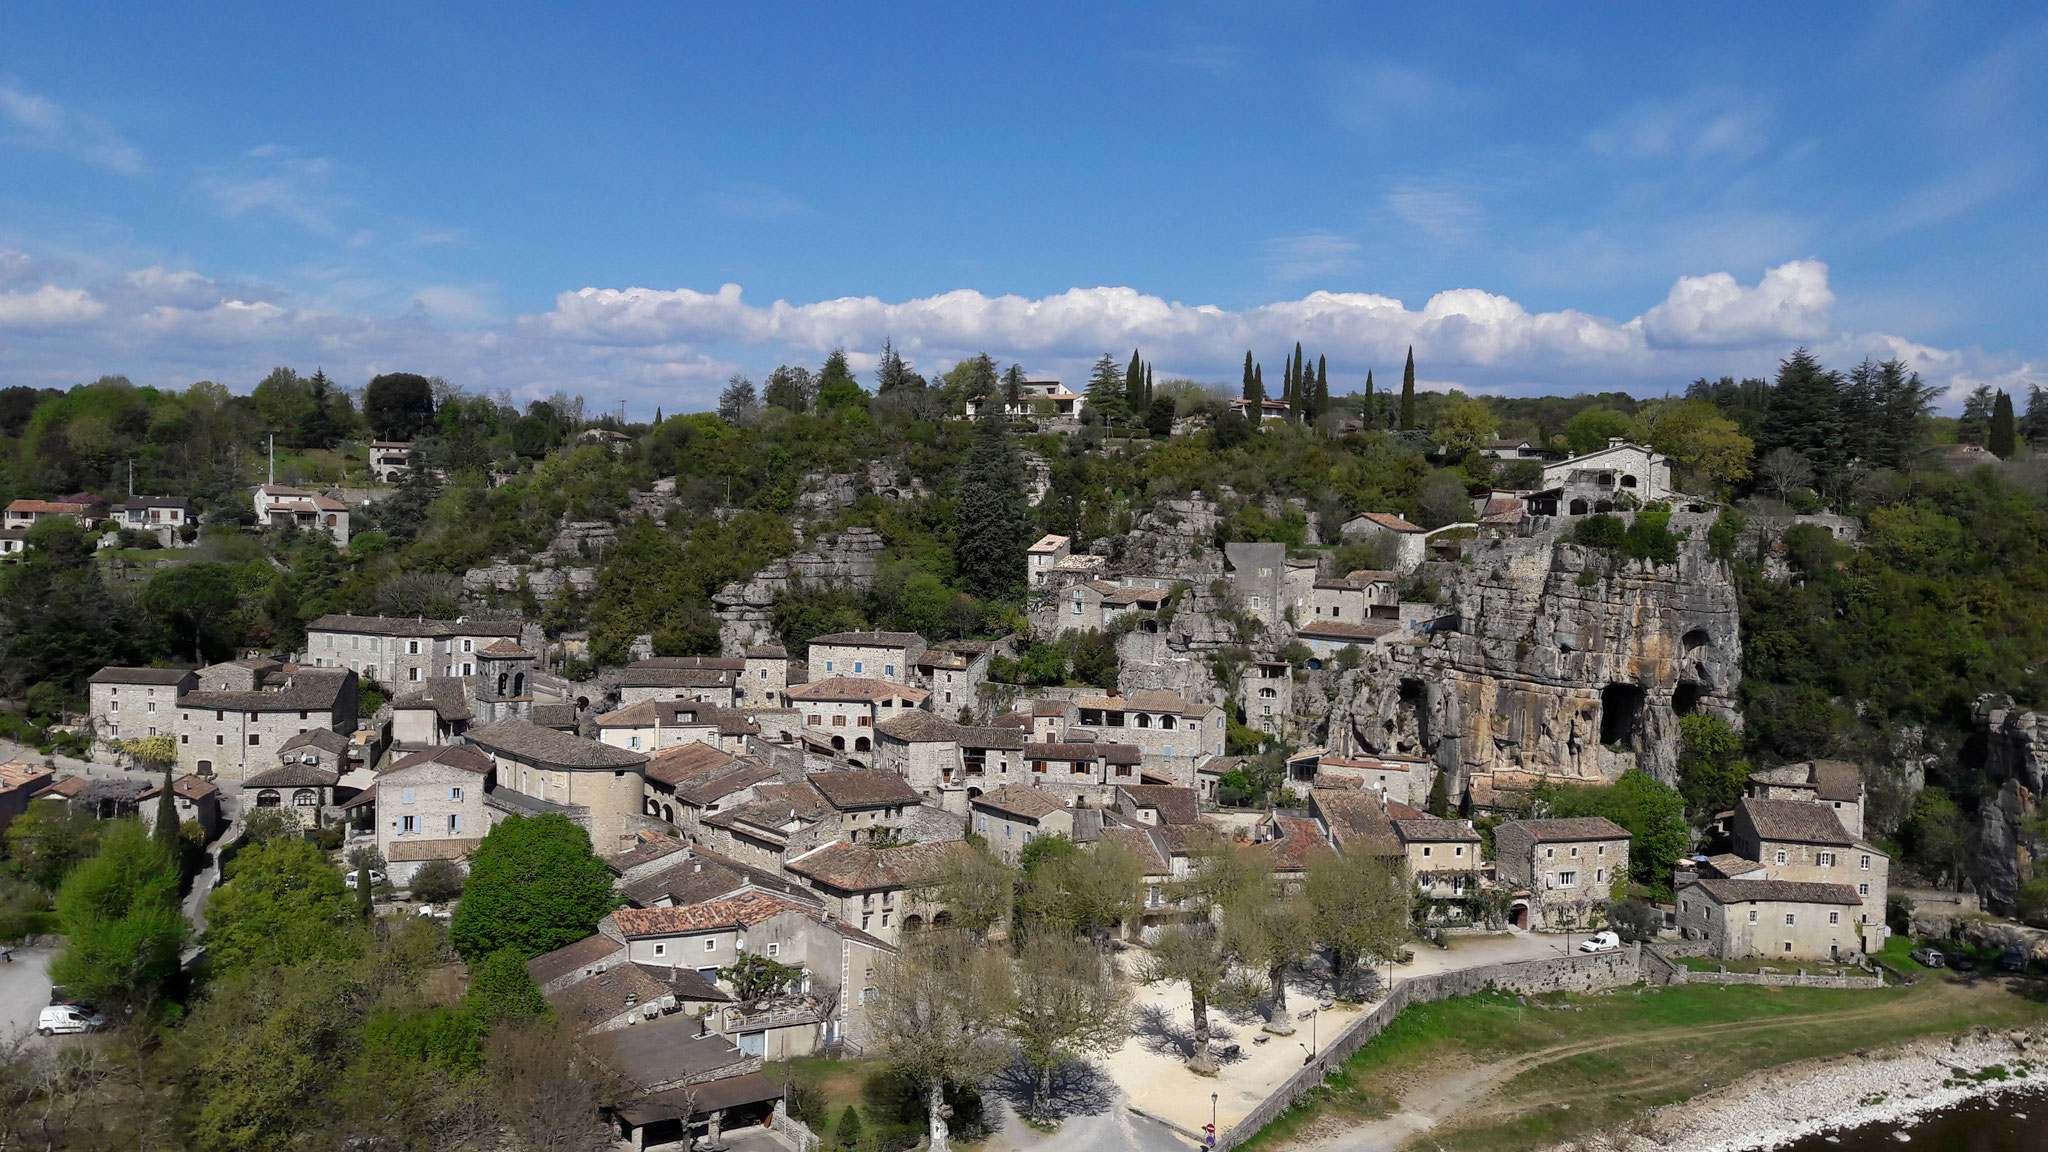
(1240, 968, 2048, 1152)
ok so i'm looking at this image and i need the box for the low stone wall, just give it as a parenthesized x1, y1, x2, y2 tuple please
(1643, 947, 1881, 989)
(1220, 945, 1643, 1150)
(769, 1101, 817, 1152)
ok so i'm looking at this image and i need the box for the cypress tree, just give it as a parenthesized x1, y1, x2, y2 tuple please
(1315, 355, 1328, 422)
(1253, 364, 1264, 409)
(1144, 363, 1154, 410)
(955, 411, 1029, 597)
(154, 764, 178, 848)
(1242, 352, 1256, 401)
(1124, 348, 1145, 413)
(1399, 346, 1417, 430)
(1990, 389, 2018, 459)
(1365, 369, 1376, 427)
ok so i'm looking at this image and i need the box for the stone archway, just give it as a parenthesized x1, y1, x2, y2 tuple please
(1511, 902, 1529, 929)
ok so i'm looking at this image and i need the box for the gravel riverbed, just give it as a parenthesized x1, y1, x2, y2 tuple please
(1557, 1025, 2048, 1152)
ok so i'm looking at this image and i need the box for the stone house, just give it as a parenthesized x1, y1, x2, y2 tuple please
(806, 631, 927, 684)
(1024, 740, 1144, 804)
(783, 678, 932, 760)
(1026, 534, 1071, 588)
(174, 668, 358, 781)
(616, 657, 743, 708)
(872, 711, 963, 806)
(1747, 760, 1866, 838)
(243, 762, 343, 826)
(342, 744, 494, 884)
(88, 667, 197, 754)
(641, 743, 746, 826)
(594, 699, 759, 755)
(464, 718, 650, 855)
(1071, 689, 1224, 785)
(610, 838, 818, 911)
(303, 613, 529, 687)
(1048, 578, 1174, 637)
(597, 892, 897, 1057)
(527, 934, 630, 996)
(739, 645, 790, 708)
(1299, 754, 1435, 809)
(1245, 659, 1293, 735)
(668, 761, 782, 846)
(1297, 619, 1399, 659)
(1728, 797, 1888, 951)
(275, 727, 365, 776)
(253, 484, 349, 546)
(1536, 439, 1674, 513)
(971, 784, 1076, 864)
(1308, 787, 1401, 855)
(806, 771, 925, 846)
(1340, 512, 1429, 572)
(599, 1015, 778, 1149)
(1112, 784, 1203, 828)
(547, 961, 729, 1035)
(1304, 573, 1396, 625)
(0, 762, 55, 831)
(1491, 816, 1632, 930)
(1392, 816, 1485, 899)
(46, 776, 152, 820)
(912, 640, 998, 717)
(368, 440, 414, 483)
(1676, 878, 1869, 961)
(137, 774, 222, 840)
(390, 677, 472, 749)
(783, 839, 965, 943)
(1225, 542, 1290, 627)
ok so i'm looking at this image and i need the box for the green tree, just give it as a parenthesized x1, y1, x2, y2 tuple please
(1014, 838, 1142, 944)
(1004, 932, 1131, 1121)
(363, 372, 437, 440)
(817, 348, 867, 411)
(1675, 713, 1748, 819)
(5, 799, 97, 891)
(1084, 353, 1128, 425)
(449, 814, 619, 960)
(206, 837, 355, 970)
(1426, 770, 1452, 817)
(464, 947, 549, 1021)
(954, 411, 1029, 599)
(1305, 847, 1411, 1000)
(1989, 389, 2018, 459)
(1242, 351, 1262, 404)
(833, 1105, 864, 1150)
(718, 952, 805, 1000)
(1429, 393, 1497, 459)
(1908, 787, 1975, 892)
(1123, 348, 1146, 414)
(1136, 922, 1228, 1072)
(1398, 345, 1417, 430)
(1543, 769, 1690, 896)
(409, 857, 466, 904)
(1564, 406, 1634, 455)
(1415, 469, 1471, 529)
(1628, 399, 1754, 491)
(51, 820, 185, 1012)
(1759, 348, 1845, 483)
(869, 931, 1014, 1152)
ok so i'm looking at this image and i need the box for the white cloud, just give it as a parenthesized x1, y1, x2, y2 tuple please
(1263, 233, 1362, 283)
(198, 149, 343, 232)
(1640, 260, 1834, 349)
(0, 81, 144, 173)
(0, 285, 105, 328)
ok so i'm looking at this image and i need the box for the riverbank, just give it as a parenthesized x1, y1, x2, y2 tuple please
(1566, 1024, 2048, 1152)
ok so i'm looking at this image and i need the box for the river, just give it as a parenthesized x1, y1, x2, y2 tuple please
(1770, 1084, 2048, 1152)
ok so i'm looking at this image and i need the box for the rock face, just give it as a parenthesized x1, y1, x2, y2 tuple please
(1330, 525, 1742, 798)
(793, 464, 926, 519)
(1111, 494, 1227, 581)
(1972, 695, 2047, 913)
(713, 527, 885, 653)
(461, 520, 616, 604)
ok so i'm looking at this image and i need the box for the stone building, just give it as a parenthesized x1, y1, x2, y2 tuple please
(138, 775, 222, 840)
(464, 719, 650, 854)
(971, 784, 1076, 864)
(1537, 439, 1674, 512)
(783, 678, 931, 760)
(616, 657, 743, 708)
(594, 699, 759, 755)
(805, 631, 927, 684)
(1391, 816, 1485, 899)
(88, 667, 197, 754)
(1675, 878, 1868, 961)
(343, 744, 494, 884)
(1728, 797, 1888, 951)
(1026, 533, 1071, 588)
(1491, 816, 1631, 930)
(243, 762, 343, 826)
(1747, 760, 1866, 838)
(1340, 512, 1430, 572)
(174, 668, 358, 781)
(783, 839, 964, 944)
(303, 614, 530, 687)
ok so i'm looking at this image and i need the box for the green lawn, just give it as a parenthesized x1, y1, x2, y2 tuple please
(1241, 971, 2048, 1152)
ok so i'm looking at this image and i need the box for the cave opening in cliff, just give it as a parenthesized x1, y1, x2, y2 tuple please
(1672, 682, 1702, 716)
(1599, 683, 1646, 746)
(1683, 628, 1710, 652)
(1400, 678, 1430, 748)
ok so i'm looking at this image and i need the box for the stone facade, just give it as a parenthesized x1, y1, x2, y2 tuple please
(87, 668, 195, 754)
(174, 670, 358, 781)
(1493, 817, 1631, 929)
(304, 614, 531, 688)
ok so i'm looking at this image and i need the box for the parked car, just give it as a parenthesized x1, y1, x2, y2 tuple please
(343, 869, 388, 889)
(1578, 931, 1622, 954)
(1909, 947, 1946, 968)
(1950, 954, 1977, 973)
(37, 1005, 105, 1036)
(2000, 948, 2029, 973)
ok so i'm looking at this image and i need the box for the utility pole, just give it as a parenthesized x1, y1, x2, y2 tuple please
(267, 433, 275, 486)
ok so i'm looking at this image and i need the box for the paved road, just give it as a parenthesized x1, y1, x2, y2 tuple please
(0, 947, 57, 1046)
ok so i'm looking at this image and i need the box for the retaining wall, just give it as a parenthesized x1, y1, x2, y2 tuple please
(1643, 946, 1883, 989)
(1219, 945, 1643, 1149)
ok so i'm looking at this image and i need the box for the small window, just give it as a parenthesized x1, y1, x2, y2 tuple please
(1545, 847, 1554, 859)
(1858, 883, 1869, 897)
(447, 813, 461, 833)
(1570, 846, 1579, 858)
(248, 734, 260, 746)
(1784, 913, 1796, 926)
(1818, 852, 1835, 867)
(1421, 846, 1432, 858)
(403, 788, 415, 803)
(885, 664, 894, 677)
(654, 943, 666, 957)
(450, 787, 463, 802)
(705, 939, 717, 952)
(1829, 911, 1840, 925)
(1455, 846, 1465, 857)
(1783, 942, 1794, 953)
(1774, 850, 1788, 865)
(1860, 854, 1871, 870)
(766, 943, 779, 957)
(1748, 909, 1758, 923)
(401, 815, 416, 833)
(1597, 845, 1606, 857)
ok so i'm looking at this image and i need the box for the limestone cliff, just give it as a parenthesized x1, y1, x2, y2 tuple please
(1972, 695, 2047, 914)
(1329, 523, 1741, 800)
(712, 527, 884, 653)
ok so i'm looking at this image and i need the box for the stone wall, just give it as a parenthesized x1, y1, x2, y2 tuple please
(1220, 945, 1645, 1149)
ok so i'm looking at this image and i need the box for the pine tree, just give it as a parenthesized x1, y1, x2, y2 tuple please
(1760, 348, 1847, 481)
(955, 412, 1030, 598)
(1958, 385, 1997, 447)
(1085, 354, 1129, 425)
(1399, 346, 1417, 430)
(1426, 770, 1451, 818)
(1871, 358, 1936, 470)
(1990, 389, 2018, 459)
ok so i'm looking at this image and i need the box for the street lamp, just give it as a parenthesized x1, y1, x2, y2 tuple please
(1208, 1093, 1219, 1148)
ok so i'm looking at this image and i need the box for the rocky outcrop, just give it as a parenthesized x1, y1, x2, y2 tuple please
(792, 464, 927, 519)
(712, 527, 885, 653)
(461, 520, 616, 603)
(1330, 525, 1742, 798)
(1971, 695, 2047, 914)
(1111, 494, 1228, 581)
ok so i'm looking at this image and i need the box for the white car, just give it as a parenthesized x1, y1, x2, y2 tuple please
(38, 1005, 106, 1036)
(343, 869, 388, 889)
(1578, 930, 1622, 953)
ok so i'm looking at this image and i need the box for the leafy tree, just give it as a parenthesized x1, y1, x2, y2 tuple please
(1957, 384, 1997, 447)
(869, 931, 1013, 1152)
(206, 837, 354, 970)
(5, 798, 97, 891)
(1675, 713, 1748, 819)
(449, 814, 620, 960)
(1426, 770, 1452, 817)
(409, 858, 466, 904)
(1136, 922, 1228, 1072)
(1222, 882, 1313, 1025)
(464, 947, 548, 1021)
(1565, 406, 1634, 455)
(242, 806, 304, 844)
(1084, 353, 1127, 425)
(1607, 898, 1660, 943)
(1305, 847, 1411, 1000)
(717, 374, 761, 426)
(1014, 838, 1141, 944)
(1429, 393, 1496, 459)
(1145, 394, 1176, 437)
(1542, 769, 1689, 896)
(1908, 787, 1975, 892)
(141, 562, 243, 663)
(918, 839, 1013, 943)
(1414, 469, 1471, 529)
(51, 820, 185, 1012)
(764, 364, 816, 413)
(953, 412, 1029, 599)
(1628, 398, 1754, 491)
(1004, 932, 1131, 1121)
(718, 952, 805, 1000)
(1398, 345, 1417, 430)
(363, 372, 437, 440)
(817, 348, 868, 411)
(485, 1016, 624, 1152)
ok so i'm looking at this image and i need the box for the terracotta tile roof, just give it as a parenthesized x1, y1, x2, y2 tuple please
(622, 846, 816, 908)
(1503, 816, 1632, 842)
(616, 666, 735, 689)
(808, 630, 924, 649)
(644, 742, 739, 787)
(1116, 784, 1203, 825)
(1350, 511, 1423, 533)
(785, 840, 963, 892)
(1096, 825, 1170, 874)
(386, 837, 482, 862)
(1698, 853, 1766, 879)
(480, 638, 533, 658)
(281, 728, 352, 756)
(875, 711, 959, 742)
(808, 770, 921, 810)
(1026, 742, 1142, 764)
(308, 613, 525, 639)
(746, 644, 788, 658)
(1311, 788, 1399, 854)
(550, 962, 729, 1030)
(392, 676, 472, 722)
(1027, 534, 1069, 553)
(242, 764, 339, 789)
(531, 703, 580, 729)
(1259, 814, 1328, 871)
(1690, 878, 1863, 906)
(608, 833, 692, 874)
(467, 719, 648, 769)
(1807, 760, 1863, 802)
(785, 677, 930, 704)
(1031, 700, 1071, 717)
(525, 933, 627, 987)
(1737, 798, 1854, 846)
(673, 762, 780, 807)
(6, 499, 95, 514)
(0, 762, 53, 790)
(608, 891, 807, 937)
(972, 783, 1064, 820)
(139, 774, 219, 801)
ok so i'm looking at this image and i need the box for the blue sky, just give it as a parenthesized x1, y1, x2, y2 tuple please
(1, 2, 2042, 413)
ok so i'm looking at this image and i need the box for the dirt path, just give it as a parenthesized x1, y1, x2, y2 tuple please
(1287, 983, 1981, 1152)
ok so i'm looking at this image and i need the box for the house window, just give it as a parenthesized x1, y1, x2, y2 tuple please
(1595, 868, 1605, 883)
(179, 734, 187, 744)
(1784, 913, 1796, 926)
(1455, 846, 1465, 858)
(450, 787, 463, 802)
(807, 715, 820, 726)
(1818, 852, 1835, 867)
(825, 661, 834, 671)
(248, 734, 260, 746)
(885, 664, 895, 677)
(1748, 909, 1759, 923)
(1783, 942, 1794, 953)
(629, 735, 641, 750)
(215, 735, 224, 745)
(1545, 848, 1554, 859)
(409, 668, 421, 682)
(832, 715, 846, 727)
(1570, 846, 1579, 857)
(1860, 854, 1871, 870)
(463, 639, 473, 652)
(1556, 870, 1577, 888)
(1421, 846, 1432, 858)
(403, 788, 415, 803)
(1829, 911, 1840, 925)
(705, 939, 717, 952)
(408, 640, 420, 655)
(1858, 883, 1870, 897)
(447, 814, 462, 833)
(654, 944, 666, 956)
(975, 815, 987, 832)
(401, 816, 416, 833)
(1071, 600, 1083, 614)
(1597, 845, 1606, 856)
(881, 911, 891, 927)
(1774, 850, 1788, 865)
(854, 662, 863, 674)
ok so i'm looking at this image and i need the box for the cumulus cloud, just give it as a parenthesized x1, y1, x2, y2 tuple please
(1640, 260, 1835, 348)
(0, 251, 2029, 415)
(0, 81, 144, 173)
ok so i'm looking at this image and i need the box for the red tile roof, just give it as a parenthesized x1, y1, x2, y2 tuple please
(608, 891, 809, 936)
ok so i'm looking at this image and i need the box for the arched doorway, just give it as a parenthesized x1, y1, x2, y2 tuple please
(831, 735, 845, 751)
(933, 910, 953, 929)
(1569, 498, 1589, 515)
(255, 790, 281, 808)
(903, 914, 925, 933)
(1511, 902, 1529, 929)
(854, 736, 870, 752)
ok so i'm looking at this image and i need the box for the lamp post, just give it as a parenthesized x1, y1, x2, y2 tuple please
(1209, 1093, 1218, 1148)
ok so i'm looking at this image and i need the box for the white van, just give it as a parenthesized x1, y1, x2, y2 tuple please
(1578, 930, 1622, 954)
(37, 1005, 106, 1036)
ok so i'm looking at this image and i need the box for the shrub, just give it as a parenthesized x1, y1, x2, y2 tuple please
(410, 858, 466, 904)
(1572, 514, 1626, 550)
(1607, 899, 1660, 943)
